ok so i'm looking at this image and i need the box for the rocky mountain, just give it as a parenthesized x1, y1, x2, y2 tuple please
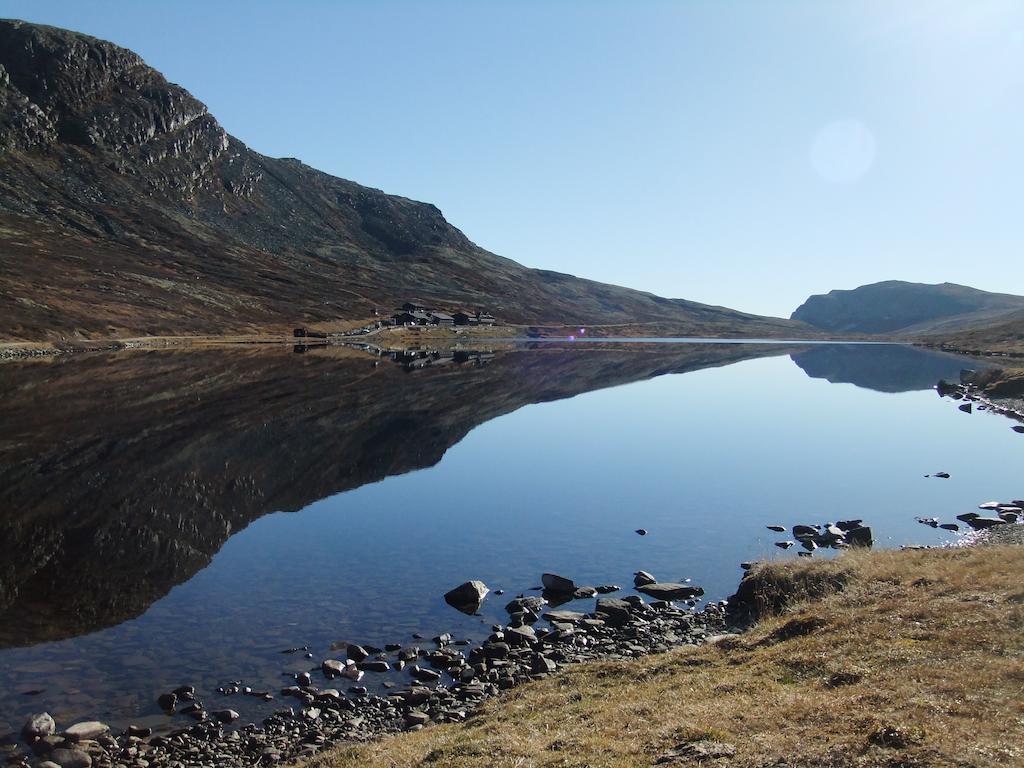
(0, 342, 795, 647)
(0, 19, 801, 341)
(792, 281, 1024, 335)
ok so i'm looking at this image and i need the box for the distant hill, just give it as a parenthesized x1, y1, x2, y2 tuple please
(792, 281, 1024, 335)
(0, 19, 801, 341)
(920, 309, 1024, 356)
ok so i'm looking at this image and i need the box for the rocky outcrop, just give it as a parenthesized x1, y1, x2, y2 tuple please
(0, 19, 802, 341)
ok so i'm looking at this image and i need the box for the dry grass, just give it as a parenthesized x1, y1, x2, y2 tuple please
(304, 545, 1024, 768)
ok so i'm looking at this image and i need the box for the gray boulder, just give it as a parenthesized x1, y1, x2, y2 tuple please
(633, 571, 657, 587)
(541, 573, 576, 593)
(542, 610, 586, 623)
(965, 517, 1007, 530)
(63, 721, 109, 742)
(346, 644, 369, 662)
(22, 712, 55, 741)
(444, 580, 489, 613)
(506, 625, 537, 644)
(635, 582, 704, 601)
(321, 659, 345, 677)
(505, 595, 546, 614)
(846, 525, 874, 547)
(595, 598, 633, 626)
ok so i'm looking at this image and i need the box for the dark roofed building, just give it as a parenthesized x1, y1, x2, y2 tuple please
(392, 310, 430, 325)
(453, 310, 496, 326)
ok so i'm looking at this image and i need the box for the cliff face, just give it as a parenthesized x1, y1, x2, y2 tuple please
(0, 19, 801, 341)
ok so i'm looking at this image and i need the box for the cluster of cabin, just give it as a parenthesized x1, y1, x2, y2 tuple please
(391, 303, 496, 328)
(291, 302, 497, 343)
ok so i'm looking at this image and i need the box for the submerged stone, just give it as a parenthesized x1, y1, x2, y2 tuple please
(444, 580, 489, 614)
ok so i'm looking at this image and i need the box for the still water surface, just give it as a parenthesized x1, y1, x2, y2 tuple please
(0, 342, 1019, 734)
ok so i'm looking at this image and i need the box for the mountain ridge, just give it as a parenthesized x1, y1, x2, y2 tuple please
(0, 19, 801, 341)
(791, 280, 1024, 335)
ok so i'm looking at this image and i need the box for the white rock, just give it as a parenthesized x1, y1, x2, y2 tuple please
(64, 721, 109, 742)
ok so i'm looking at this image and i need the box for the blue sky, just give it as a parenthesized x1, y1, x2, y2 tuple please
(3, 0, 1022, 316)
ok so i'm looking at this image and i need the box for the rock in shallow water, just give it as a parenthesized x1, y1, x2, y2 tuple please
(633, 570, 656, 587)
(636, 583, 704, 601)
(966, 516, 1007, 530)
(505, 595, 546, 614)
(846, 525, 873, 547)
(541, 573, 576, 593)
(321, 659, 347, 677)
(444, 580, 489, 613)
(21, 712, 55, 741)
(63, 721, 108, 742)
(345, 643, 369, 661)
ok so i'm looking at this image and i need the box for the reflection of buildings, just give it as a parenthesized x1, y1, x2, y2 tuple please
(391, 349, 496, 371)
(338, 342, 497, 371)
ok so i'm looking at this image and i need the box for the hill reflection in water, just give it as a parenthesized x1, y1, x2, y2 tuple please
(0, 342, 791, 648)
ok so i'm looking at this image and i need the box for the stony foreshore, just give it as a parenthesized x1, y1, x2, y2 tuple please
(937, 368, 1024, 426)
(3, 578, 729, 768)
(7, 504, 1024, 768)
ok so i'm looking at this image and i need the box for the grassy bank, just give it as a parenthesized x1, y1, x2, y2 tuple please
(304, 544, 1024, 768)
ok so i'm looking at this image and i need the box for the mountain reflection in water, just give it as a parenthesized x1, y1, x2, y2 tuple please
(1, 340, 1020, 735)
(0, 342, 796, 648)
(791, 344, 988, 393)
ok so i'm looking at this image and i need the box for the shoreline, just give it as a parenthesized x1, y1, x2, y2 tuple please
(939, 371, 1024, 424)
(6, 512, 1022, 768)
(0, 327, 919, 362)
(6, 579, 733, 767)
(3, 349, 1022, 767)
(306, 540, 1024, 768)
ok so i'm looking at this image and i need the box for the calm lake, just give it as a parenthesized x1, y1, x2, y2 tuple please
(0, 341, 1020, 736)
